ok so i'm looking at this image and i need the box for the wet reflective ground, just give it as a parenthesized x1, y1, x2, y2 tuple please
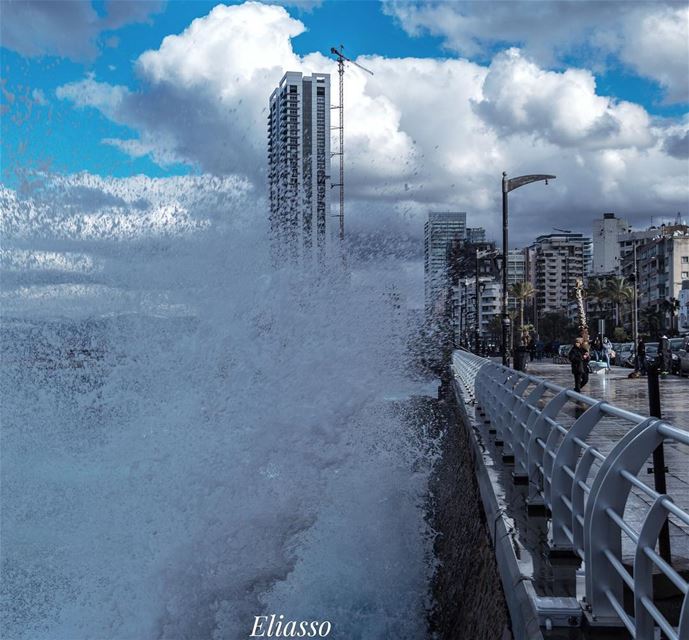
(525, 362, 689, 429)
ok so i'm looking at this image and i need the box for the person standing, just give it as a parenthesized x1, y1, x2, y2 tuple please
(659, 335, 671, 375)
(636, 337, 647, 375)
(568, 337, 590, 392)
(591, 335, 602, 362)
(602, 337, 613, 371)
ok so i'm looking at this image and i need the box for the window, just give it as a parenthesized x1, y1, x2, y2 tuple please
(682, 272, 689, 279)
(682, 256, 688, 264)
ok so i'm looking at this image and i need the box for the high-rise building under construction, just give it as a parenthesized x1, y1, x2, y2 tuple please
(268, 71, 331, 263)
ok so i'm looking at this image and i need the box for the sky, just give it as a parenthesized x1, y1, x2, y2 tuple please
(1, 0, 688, 253)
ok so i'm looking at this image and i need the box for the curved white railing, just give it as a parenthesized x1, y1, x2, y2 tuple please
(452, 349, 689, 640)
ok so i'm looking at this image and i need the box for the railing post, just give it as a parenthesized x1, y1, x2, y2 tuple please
(549, 402, 604, 551)
(526, 390, 569, 501)
(584, 417, 659, 626)
(647, 365, 671, 565)
(634, 495, 673, 639)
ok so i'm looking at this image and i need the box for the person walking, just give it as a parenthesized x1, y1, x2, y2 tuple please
(636, 337, 647, 375)
(659, 335, 671, 375)
(568, 337, 590, 392)
(602, 337, 613, 371)
(591, 335, 602, 362)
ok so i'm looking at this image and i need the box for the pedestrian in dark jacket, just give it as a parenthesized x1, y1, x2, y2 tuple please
(659, 335, 671, 374)
(568, 337, 590, 392)
(636, 337, 646, 374)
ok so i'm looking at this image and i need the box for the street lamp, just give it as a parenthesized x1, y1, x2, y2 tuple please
(475, 281, 486, 353)
(501, 172, 556, 366)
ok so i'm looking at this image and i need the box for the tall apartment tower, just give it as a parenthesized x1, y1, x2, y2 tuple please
(268, 71, 331, 263)
(533, 232, 590, 315)
(424, 211, 467, 317)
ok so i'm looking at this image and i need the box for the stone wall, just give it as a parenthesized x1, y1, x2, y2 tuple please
(429, 389, 511, 639)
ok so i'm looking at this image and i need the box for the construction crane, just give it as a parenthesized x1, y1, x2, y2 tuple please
(553, 227, 572, 233)
(330, 45, 373, 243)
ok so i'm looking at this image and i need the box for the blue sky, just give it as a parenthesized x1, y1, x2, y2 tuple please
(1, 1, 688, 245)
(2, 0, 687, 185)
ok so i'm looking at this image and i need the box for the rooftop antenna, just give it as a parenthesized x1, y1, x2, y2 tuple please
(330, 44, 373, 244)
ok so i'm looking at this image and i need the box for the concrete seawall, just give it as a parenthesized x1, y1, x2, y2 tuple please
(428, 387, 512, 639)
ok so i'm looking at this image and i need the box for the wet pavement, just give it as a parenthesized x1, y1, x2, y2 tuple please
(522, 361, 689, 568)
(524, 361, 689, 429)
(455, 356, 689, 638)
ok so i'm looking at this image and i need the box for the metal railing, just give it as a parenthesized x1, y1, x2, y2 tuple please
(452, 350, 689, 640)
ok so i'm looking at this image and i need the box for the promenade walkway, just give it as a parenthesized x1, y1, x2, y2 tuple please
(452, 352, 689, 639)
(525, 362, 689, 567)
(524, 362, 689, 428)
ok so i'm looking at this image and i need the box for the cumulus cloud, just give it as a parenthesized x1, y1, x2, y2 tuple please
(619, 5, 689, 104)
(384, 0, 689, 104)
(474, 49, 655, 150)
(1, 0, 164, 61)
(663, 129, 689, 159)
(45, 1, 689, 248)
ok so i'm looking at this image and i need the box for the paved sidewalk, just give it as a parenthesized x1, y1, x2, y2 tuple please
(524, 361, 689, 429)
(515, 360, 689, 567)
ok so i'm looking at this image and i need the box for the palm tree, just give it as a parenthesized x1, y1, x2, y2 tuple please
(606, 277, 634, 328)
(660, 297, 680, 334)
(640, 307, 663, 338)
(509, 281, 535, 345)
(587, 277, 609, 319)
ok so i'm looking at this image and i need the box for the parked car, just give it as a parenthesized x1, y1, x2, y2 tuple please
(645, 342, 659, 368)
(669, 337, 685, 374)
(676, 336, 689, 377)
(615, 342, 634, 367)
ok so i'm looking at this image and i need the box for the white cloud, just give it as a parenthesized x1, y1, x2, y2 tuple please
(1, 0, 165, 62)
(474, 49, 655, 150)
(384, 0, 689, 105)
(56, 75, 131, 122)
(619, 5, 689, 104)
(48, 1, 688, 248)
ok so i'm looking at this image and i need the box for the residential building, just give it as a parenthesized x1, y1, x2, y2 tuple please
(455, 276, 501, 346)
(679, 280, 689, 334)
(618, 226, 681, 264)
(621, 226, 689, 333)
(268, 71, 331, 262)
(583, 238, 593, 276)
(507, 249, 527, 286)
(533, 232, 590, 316)
(466, 227, 486, 244)
(505, 248, 529, 315)
(592, 213, 631, 274)
(424, 211, 467, 317)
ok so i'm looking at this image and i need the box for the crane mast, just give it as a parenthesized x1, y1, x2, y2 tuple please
(329, 45, 373, 246)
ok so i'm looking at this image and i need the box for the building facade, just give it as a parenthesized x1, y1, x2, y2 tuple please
(592, 212, 631, 275)
(268, 71, 331, 263)
(621, 226, 689, 333)
(533, 232, 590, 315)
(466, 227, 486, 244)
(424, 211, 467, 317)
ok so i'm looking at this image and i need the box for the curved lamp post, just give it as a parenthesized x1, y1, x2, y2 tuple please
(502, 172, 556, 366)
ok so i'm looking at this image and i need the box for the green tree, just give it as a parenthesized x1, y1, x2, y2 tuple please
(605, 277, 634, 328)
(640, 307, 663, 338)
(538, 312, 578, 344)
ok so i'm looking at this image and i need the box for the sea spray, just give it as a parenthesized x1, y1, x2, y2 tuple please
(1, 177, 436, 640)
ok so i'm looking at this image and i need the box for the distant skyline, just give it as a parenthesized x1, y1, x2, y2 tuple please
(1, 0, 688, 248)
